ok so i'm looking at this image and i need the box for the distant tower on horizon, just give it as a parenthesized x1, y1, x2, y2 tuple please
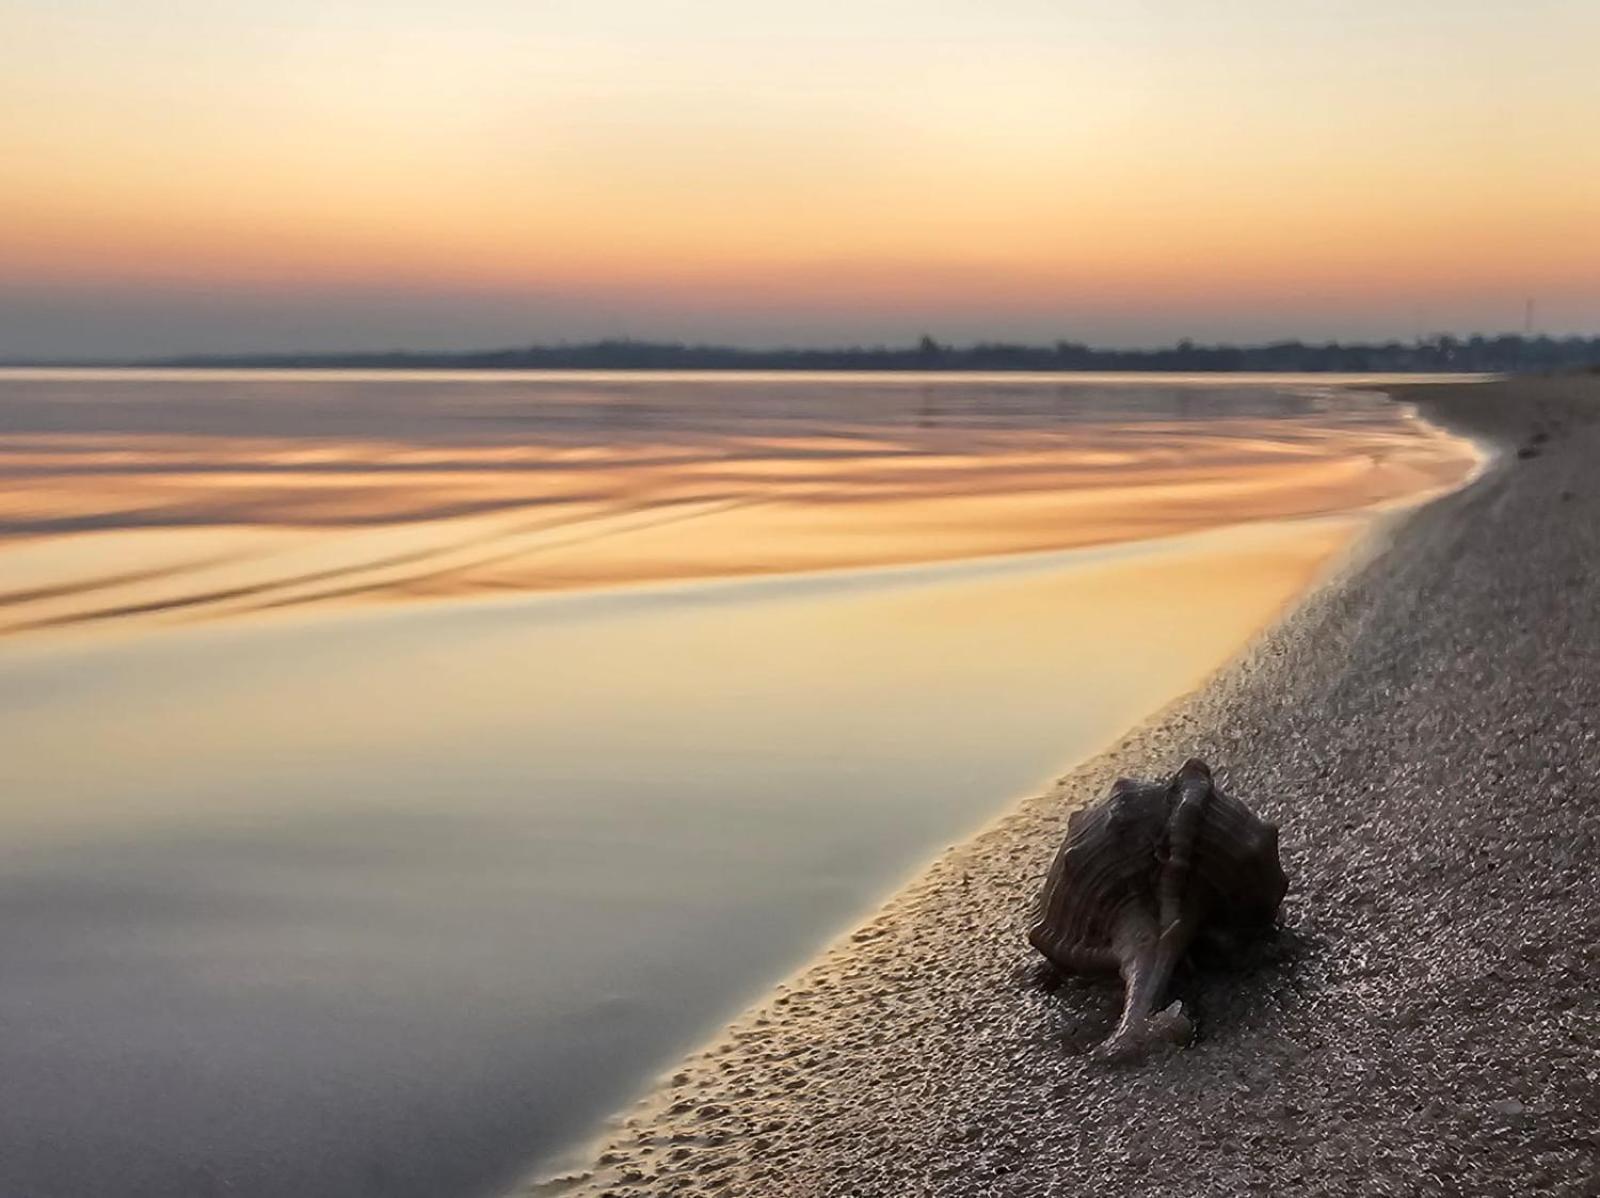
(1524, 297, 1537, 337)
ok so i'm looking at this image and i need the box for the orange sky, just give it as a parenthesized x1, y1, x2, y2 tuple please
(3, 0, 1597, 355)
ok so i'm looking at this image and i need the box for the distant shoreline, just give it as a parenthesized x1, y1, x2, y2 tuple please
(3, 333, 1595, 374)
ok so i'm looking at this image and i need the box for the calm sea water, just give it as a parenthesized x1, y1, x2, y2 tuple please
(0, 372, 1476, 1197)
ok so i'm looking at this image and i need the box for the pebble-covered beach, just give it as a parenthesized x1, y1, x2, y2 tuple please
(562, 374, 1600, 1198)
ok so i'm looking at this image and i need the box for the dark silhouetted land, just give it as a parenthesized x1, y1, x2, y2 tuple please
(7, 333, 1598, 373)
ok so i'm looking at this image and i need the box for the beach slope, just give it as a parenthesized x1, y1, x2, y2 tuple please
(560, 374, 1599, 1198)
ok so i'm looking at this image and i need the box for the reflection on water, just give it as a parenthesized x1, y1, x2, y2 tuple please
(0, 371, 1472, 637)
(0, 520, 1359, 1198)
(0, 372, 1480, 1198)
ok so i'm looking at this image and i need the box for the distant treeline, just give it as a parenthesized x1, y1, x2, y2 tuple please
(144, 333, 1600, 373)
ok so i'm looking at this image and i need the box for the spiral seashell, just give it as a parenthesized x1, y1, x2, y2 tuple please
(1028, 759, 1287, 1058)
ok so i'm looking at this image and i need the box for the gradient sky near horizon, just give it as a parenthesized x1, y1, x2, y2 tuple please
(3, 0, 1598, 358)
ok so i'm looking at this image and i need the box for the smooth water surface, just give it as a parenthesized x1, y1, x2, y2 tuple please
(0, 372, 1477, 1197)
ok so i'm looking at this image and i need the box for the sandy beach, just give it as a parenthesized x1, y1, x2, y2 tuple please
(558, 373, 1600, 1197)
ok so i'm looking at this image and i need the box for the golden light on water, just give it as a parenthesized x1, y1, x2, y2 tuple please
(0, 372, 1478, 638)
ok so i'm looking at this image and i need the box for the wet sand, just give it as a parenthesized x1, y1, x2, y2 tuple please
(558, 374, 1600, 1197)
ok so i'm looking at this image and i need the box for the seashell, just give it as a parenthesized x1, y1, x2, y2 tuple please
(1028, 758, 1287, 1059)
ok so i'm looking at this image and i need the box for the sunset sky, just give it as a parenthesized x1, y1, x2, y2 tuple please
(3, 0, 1597, 357)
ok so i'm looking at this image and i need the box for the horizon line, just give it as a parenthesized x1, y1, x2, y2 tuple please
(3, 329, 1597, 371)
